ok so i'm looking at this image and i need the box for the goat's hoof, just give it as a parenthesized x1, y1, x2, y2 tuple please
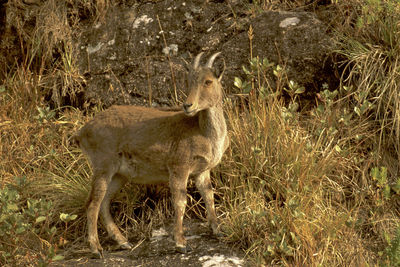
(89, 244, 104, 259)
(90, 250, 103, 259)
(119, 242, 133, 250)
(175, 245, 192, 254)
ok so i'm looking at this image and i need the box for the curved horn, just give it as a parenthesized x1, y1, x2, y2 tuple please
(193, 52, 204, 70)
(206, 52, 221, 68)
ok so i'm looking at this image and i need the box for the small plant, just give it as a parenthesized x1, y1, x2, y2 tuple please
(380, 225, 400, 267)
(370, 166, 400, 208)
(34, 106, 56, 123)
(59, 212, 78, 247)
(234, 56, 303, 123)
(0, 177, 63, 266)
(234, 56, 276, 97)
(284, 80, 305, 100)
(370, 167, 391, 204)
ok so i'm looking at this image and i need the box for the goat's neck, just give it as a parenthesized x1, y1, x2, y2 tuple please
(198, 105, 226, 141)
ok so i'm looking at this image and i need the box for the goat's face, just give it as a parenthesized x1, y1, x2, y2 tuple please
(183, 53, 224, 116)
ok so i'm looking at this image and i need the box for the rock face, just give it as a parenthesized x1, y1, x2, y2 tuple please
(222, 11, 334, 95)
(76, 1, 334, 107)
(77, 0, 233, 107)
(1, 0, 335, 107)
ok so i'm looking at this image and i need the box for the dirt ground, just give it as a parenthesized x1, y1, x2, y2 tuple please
(51, 220, 249, 267)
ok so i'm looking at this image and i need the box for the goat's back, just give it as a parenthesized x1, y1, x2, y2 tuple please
(75, 105, 197, 163)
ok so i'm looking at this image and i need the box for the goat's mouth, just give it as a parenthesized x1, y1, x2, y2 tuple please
(183, 107, 198, 116)
(184, 109, 197, 116)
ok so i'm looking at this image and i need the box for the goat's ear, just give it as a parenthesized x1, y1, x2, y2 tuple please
(217, 58, 226, 82)
(181, 57, 191, 73)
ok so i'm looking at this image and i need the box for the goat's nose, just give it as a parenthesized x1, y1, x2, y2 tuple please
(183, 103, 192, 111)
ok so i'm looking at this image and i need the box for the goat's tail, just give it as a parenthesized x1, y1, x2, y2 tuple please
(69, 132, 81, 148)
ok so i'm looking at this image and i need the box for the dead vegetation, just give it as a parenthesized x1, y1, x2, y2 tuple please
(1, 1, 400, 266)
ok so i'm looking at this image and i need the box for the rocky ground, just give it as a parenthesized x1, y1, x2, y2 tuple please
(51, 220, 248, 267)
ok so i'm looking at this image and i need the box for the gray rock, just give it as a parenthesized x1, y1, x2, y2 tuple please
(75, 2, 335, 107)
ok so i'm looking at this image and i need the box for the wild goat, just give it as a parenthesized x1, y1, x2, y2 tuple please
(74, 52, 229, 258)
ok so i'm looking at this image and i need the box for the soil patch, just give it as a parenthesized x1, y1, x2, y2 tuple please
(51, 220, 249, 267)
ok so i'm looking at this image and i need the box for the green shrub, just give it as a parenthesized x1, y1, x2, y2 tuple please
(380, 225, 400, 267)
(0, 177, 64, 266)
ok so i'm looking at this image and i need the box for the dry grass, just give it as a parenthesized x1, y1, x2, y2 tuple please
(1, 0, 400, 266)
(214, 85, 392, 265)
(335, 0, 400, 163)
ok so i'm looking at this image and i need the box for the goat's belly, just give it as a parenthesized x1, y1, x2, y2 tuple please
(131, 173, 168, 184)
(190, 155, 220, 174)
(118, 157, 169, 184)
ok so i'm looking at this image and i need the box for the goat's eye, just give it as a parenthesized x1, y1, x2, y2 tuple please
(205, 80, 213, 86)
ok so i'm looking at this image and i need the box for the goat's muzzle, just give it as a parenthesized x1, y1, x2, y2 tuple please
(183, 103, 196, 116)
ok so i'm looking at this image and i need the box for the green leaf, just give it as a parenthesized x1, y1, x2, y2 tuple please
(60, 213, 77, 222)
(242, 82, 252, 94)
(343, 85, 351, 91)
(262, 58, 273, 69)
(242, 66, 250, 75)
(316, 104, 324, 113)
(289, 102, 299, 112)
(393, 178, 400, 194)
(250, 57, 258, 70)
(370, 167, 380, 180)
(59, 213, 68, 222)
(334, 145, 342, 153)
(16, 226, 26, 234)
(36, 216, 47, 223)
(295, 86, 305, 94)
(52, 255, 65, 261)
(354, 106, 361, 116)
(273, 65, 282, 77)
(6, 203, 17, 211)
(383, 185, 391, 199)
(233, 77, 242, 89)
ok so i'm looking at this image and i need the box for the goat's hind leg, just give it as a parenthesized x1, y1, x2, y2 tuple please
(100, 174, 132, 250)
(87, 171, 111, 258)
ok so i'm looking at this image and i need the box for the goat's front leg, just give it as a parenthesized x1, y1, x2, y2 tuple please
(169, 168, 189, 253)
(194, 170, 219, 236)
